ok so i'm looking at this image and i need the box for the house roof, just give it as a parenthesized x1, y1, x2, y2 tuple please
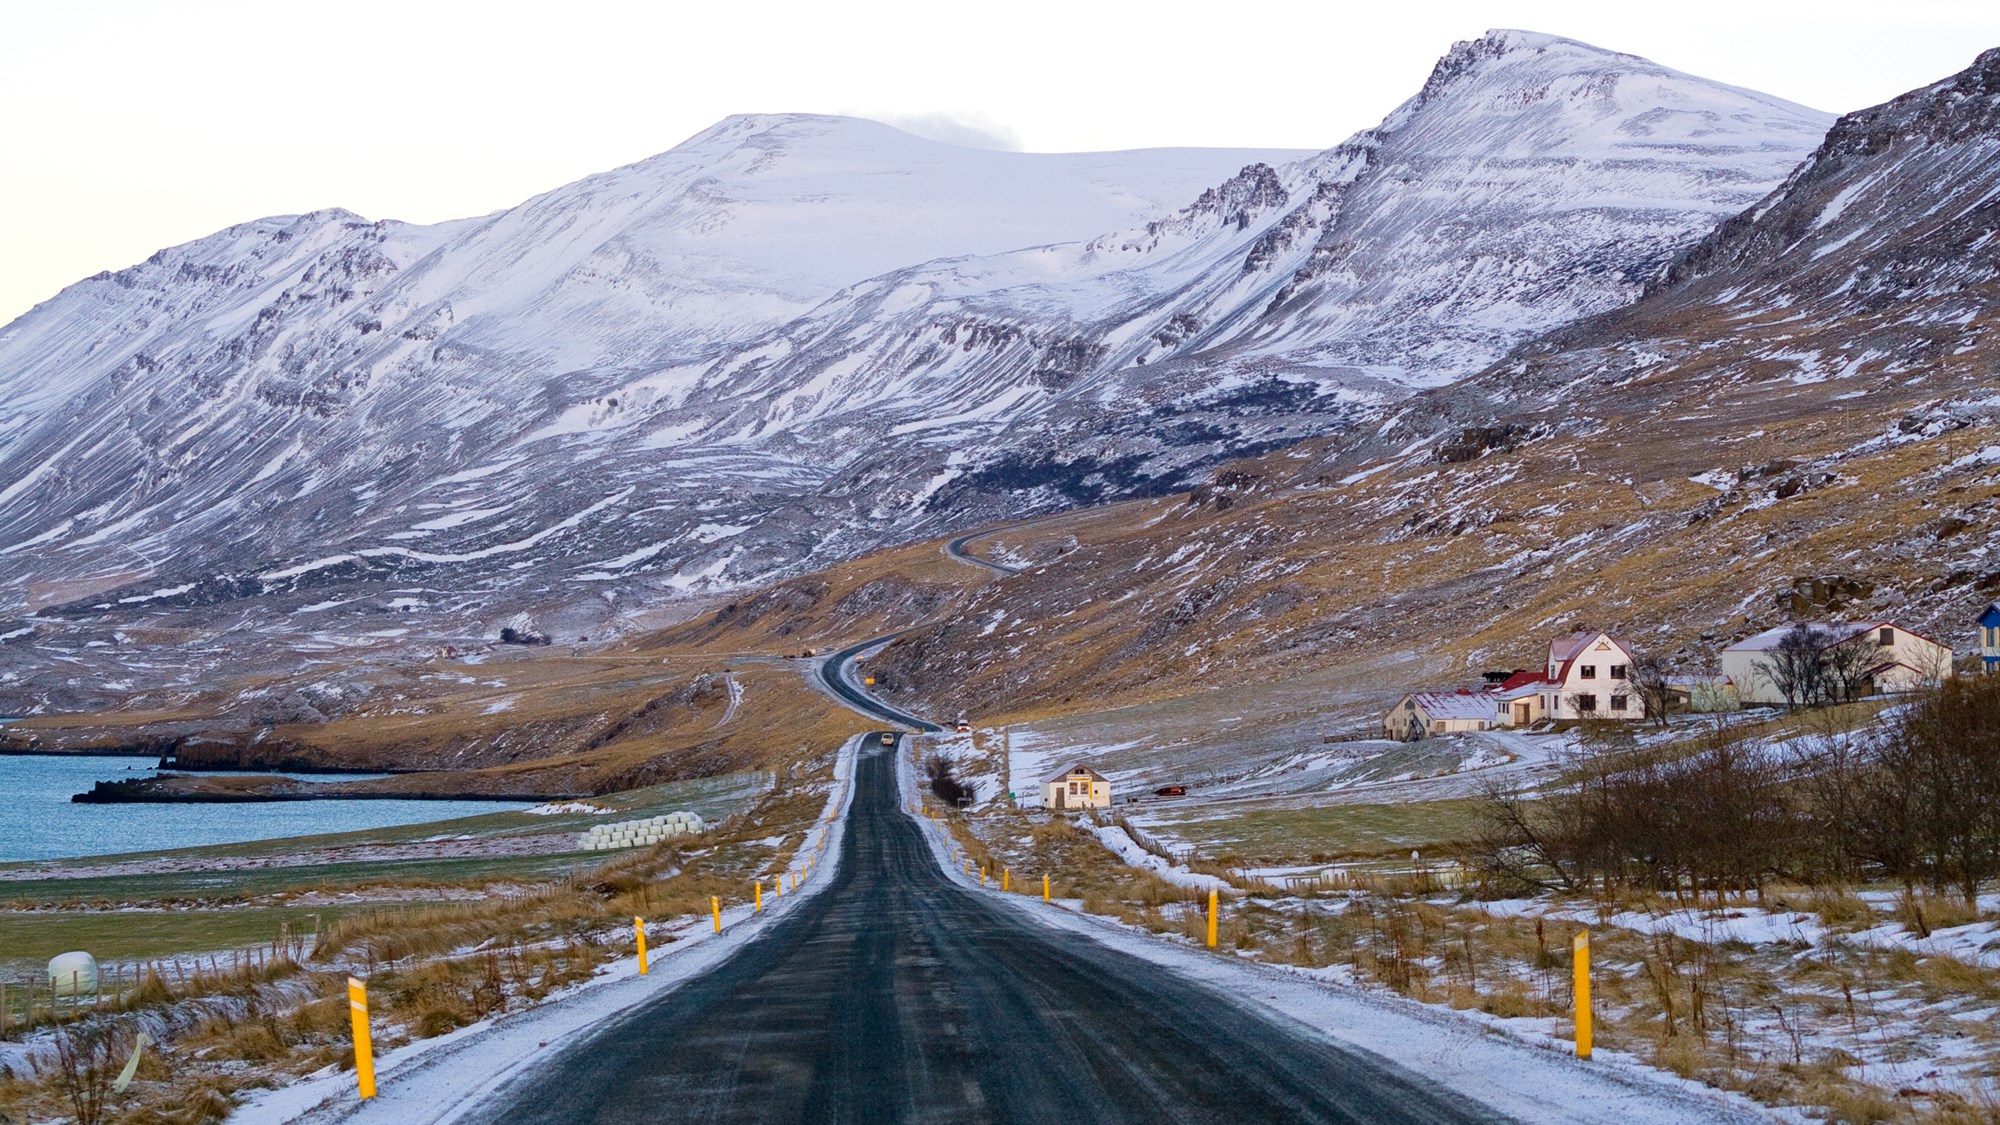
(1495, 670, 1551, 692)
(1409, 691, 1495, 721)
(1042, 762, 1109, 785)
(1726, 622, 1881, 652)
(1493, 683, 1544, 701)
(1665, 675, 1733, 687)
(1981, 602, 2000, 627)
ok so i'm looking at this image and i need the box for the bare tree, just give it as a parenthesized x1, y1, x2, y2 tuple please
(1763, 623, 1830, 708)
(1859, 676, 2000, 904)
(1629, 652, 1677, 726)
(1821, 633, 1876, 705)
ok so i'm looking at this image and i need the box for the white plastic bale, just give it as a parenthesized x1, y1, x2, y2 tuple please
(49, 951, 98, 996)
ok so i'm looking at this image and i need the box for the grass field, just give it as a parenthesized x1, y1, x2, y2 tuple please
(1141, 798, 1487, 865)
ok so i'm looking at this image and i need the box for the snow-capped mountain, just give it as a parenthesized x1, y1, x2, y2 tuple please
(1357, 39, 2000, 461)
(0, 31, 1834, 706)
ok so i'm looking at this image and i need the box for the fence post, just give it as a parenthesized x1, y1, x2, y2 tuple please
(1573, 931, 1592, 1059)
(347, 976, 377, 1099)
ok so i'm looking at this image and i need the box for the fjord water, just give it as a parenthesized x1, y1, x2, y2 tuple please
(0, 754, 531, 862)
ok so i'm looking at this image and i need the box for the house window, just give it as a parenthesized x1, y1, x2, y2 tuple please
(1580, 665, 1597, 679)
(1610, 664, 1627, 680)
(1576, 694, 1598, 712)
(1879, 627, 1895, 647)
(1610, 694, 1629, 711)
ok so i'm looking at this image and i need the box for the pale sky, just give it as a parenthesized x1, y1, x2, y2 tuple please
(3, 0, 1997, 326)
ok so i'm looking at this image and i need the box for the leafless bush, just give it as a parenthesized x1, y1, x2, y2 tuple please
(52, 1021, 130, 1125)
(1855, 675, 2000, 904)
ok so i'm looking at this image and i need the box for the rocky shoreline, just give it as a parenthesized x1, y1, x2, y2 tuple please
(71, 773, 573, 805)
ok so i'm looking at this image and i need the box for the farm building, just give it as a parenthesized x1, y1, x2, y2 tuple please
(1042, 763, 1112, 810)
(1721, 622, 1954, 705)
(1385, 690, 1497, 740)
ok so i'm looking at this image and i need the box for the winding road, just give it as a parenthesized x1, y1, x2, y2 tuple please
(943, 531, 1023, 577)
(456, 737, 1505, 1125)
(817, 633, 942, 732)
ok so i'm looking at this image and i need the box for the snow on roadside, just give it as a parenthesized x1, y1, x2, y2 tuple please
(228, 735, 864, 1125)
(1090, 824, 1229, 891)
(896, 751, 1775, 1125)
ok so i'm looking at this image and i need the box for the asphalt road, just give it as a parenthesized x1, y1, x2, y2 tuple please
(817, 635, 942, 732)
(943, 532, 1023, 577)
(457, 738, 1510, 1125)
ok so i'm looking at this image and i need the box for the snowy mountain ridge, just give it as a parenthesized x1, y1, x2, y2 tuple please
(0, 31, 1836, 709)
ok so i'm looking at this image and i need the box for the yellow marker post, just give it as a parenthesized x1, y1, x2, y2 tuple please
(635, 916, 649, 975)
(1206, 888, 1219, 949)
(1043, 874, 1050, 903)
(347, 976, 377, 1099)
(1573, 931, 1592, 1059)
(963, 858, 971, 876)
(711, 896, 723, 935)
(1003, 869, 1011, 892)
(980, 866, 986, 887)
(755, 880, 763, 912)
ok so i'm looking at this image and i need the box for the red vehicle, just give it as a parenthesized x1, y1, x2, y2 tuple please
(1154, 785, 1188, 797)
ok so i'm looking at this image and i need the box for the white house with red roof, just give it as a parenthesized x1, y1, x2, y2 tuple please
(1383, 689, 1497, 740)
(1536, 631, 1645, 722)
(1722, 621, 1954, 705)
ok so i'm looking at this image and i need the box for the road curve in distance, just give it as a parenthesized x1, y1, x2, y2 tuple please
(818, 634, 943, 732)
(943, 531, 1022, 577)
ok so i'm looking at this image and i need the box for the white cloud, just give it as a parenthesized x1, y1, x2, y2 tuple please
(864, 111, 1023, 151)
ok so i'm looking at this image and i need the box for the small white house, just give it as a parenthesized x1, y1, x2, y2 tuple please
(1722, 621, 1954, 705)
(1043, 763, 1112, 810)
(1666, 675, 1739, 713)
(1490, 671, 1552, 728)
(1385, 691, 1497, 740)
(1536, 631, 1646, 722)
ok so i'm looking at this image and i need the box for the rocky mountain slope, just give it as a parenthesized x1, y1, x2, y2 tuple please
(851, 44, 2000, 728)
(0, 32, 1834, 712)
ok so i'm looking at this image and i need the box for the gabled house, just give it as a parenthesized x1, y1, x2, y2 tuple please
(1982, 603, 2000, 673)
(1722, 621, 1954, 705)
(1537, 631, 1645, 722)
(1384, 690, 1497, 740)
(1042, 763, 1111, 810)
